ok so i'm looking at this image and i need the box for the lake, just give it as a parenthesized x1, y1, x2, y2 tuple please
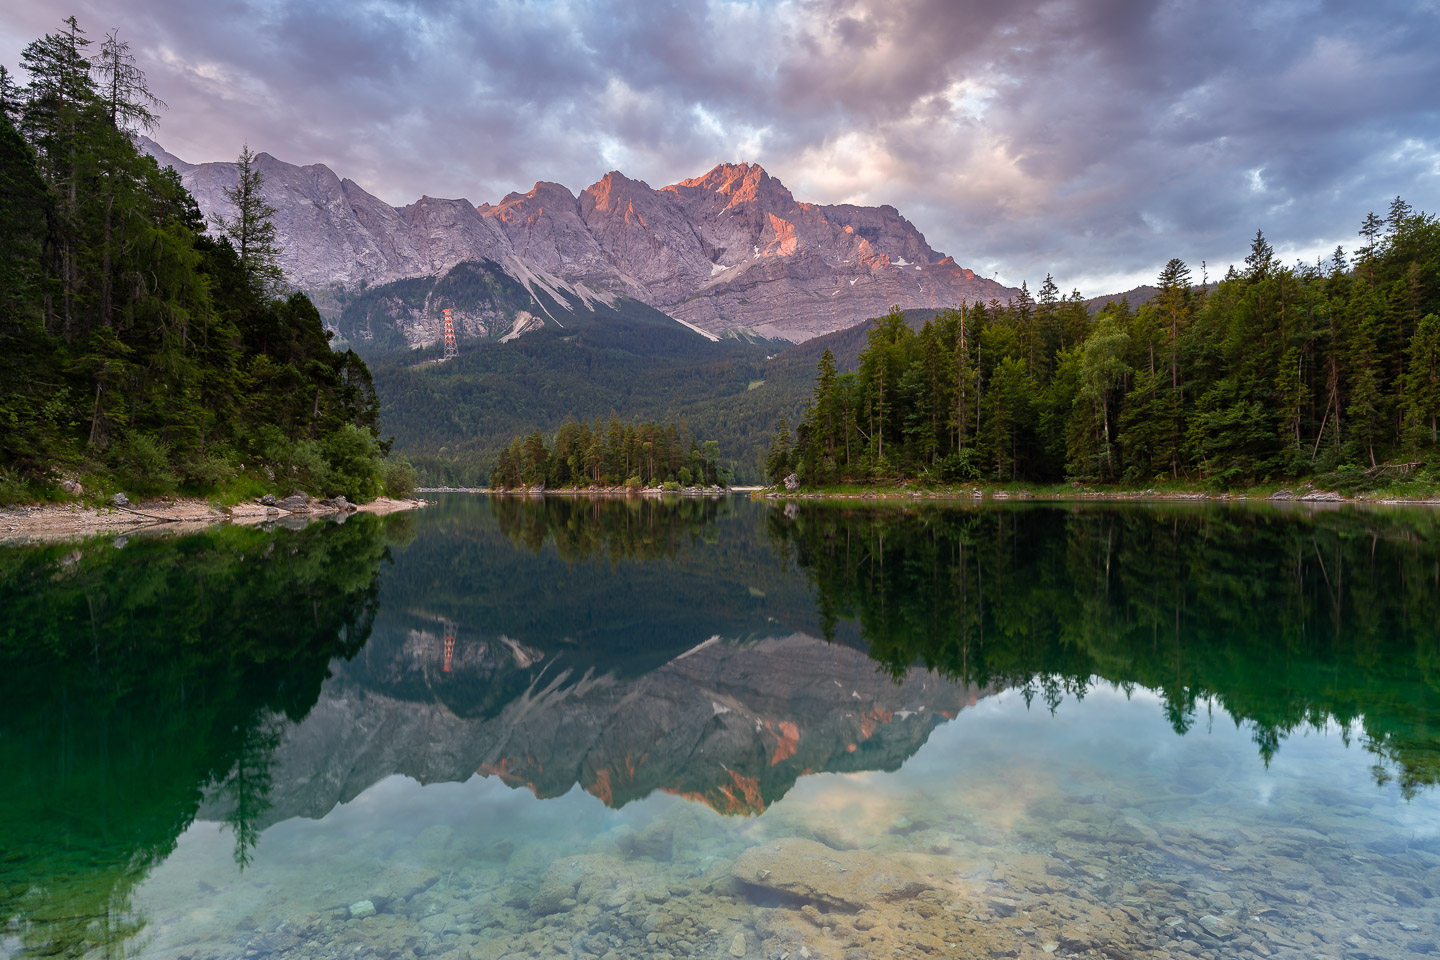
(2, 495, 1437, 960)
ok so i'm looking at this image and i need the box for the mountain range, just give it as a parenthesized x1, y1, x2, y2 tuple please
(138, 138, 1015, 343)
(198, 627, 983, 827)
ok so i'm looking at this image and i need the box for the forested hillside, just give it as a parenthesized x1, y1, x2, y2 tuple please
(368, 306, 808, 484)
(770, 209, 1440, 491)
(0, 18, 396, 503)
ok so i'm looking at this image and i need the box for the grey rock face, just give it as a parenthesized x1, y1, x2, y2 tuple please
(198, 631, 985, 828)
(111, 493, 130, 508)
(139, 140, 1015, 342)
(276, 494, 309, 512)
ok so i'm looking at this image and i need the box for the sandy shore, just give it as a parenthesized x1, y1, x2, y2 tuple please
(0, 496, 429, 545)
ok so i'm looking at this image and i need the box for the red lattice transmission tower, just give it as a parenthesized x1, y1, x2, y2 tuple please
(442, 308, 458, 360)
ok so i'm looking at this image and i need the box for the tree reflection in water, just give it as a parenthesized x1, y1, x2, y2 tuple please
(766, 501, 1440, 796)
(0, 515, 397, 957)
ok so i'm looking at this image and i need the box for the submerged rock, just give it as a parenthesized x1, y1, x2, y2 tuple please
(348, 899, 376, 919)
(732, 838, 927, 910)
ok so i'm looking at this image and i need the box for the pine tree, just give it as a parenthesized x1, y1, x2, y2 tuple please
(1403, 314, 1440, 446)
(96, 30, 163, 132)
(766, 416, 793, 484)
(1387, 196, 1413, 235)
(213, 144, 283, 295)
(1358, 212, 1383, 282)
(20, 16, 96, 339)
(1244, 230, 1274, 282)
(1074, 311, 1131, 479)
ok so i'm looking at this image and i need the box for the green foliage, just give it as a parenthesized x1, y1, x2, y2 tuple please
(0, 516, 389, 956)
(365, 283, 788, 485)
(320, 423, 382, 501)
(212, 143, 282, 295)
(770, 502, 1440, 792)
(775, 203, 1440, 490)
(0, 470, 29, 506)
(490, 417, 729, 489)
(110, 434, 176, 494)
(0, 17, 385, 501)
(381, 455, 419, 499)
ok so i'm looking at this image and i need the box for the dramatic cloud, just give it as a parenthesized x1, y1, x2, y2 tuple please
(3, 0, 1437, 293)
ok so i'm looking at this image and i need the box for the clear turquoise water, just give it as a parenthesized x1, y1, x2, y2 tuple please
(2, 496, 1437, 959)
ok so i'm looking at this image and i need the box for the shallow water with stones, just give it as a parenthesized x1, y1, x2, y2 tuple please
(2, 495, 1437, 960)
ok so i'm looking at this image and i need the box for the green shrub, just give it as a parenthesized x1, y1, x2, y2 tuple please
(111, 434, 177, 495)
(322, 424, 382, 501)
(662, 480, 680, 491)
(288, 440, 330, 493)
(182, 452, 238, 488)
(381, 456, 419, 499)
(0, 470, 28, 506)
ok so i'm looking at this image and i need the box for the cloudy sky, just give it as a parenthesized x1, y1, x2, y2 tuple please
(3, 0, 1437, 294)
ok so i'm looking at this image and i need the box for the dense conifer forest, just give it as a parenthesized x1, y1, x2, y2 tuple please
(768, 206, 1440, 491)
(490, 417, 732, 490)
(0, 18, 401, 504)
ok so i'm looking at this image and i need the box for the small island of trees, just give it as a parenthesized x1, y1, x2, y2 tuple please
(491, 417, 730, 490)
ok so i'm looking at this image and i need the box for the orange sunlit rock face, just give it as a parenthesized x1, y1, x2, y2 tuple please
(767, 720, 801, 765)
(666, 769, 767, 816)
(765, 214, 799, 257)
(589, 768, 613, 806)
(860, 707, 894, 740)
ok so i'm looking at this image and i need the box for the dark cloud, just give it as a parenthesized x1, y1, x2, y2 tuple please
(2, 0, 1436, 294)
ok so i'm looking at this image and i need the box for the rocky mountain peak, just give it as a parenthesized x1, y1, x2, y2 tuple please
(485, 181, 581, 224)
(143, 139, 1017, 342)
(666, 161, 793, 212)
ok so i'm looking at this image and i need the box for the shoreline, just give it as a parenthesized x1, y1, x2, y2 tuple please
(751, 485, 1440, 507)
(0, 495, 431, 545)
(475, 485, 732, 497)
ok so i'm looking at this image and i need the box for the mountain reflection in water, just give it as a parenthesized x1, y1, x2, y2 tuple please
(0, 495, 1437, 960)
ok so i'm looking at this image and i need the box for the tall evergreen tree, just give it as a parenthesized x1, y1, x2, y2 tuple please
(213, 144, 282, 296)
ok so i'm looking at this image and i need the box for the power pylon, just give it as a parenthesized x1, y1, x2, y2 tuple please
(442, 308, 458, 360)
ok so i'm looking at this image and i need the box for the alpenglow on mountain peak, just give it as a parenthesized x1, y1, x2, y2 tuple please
(138, 137, 1015, 342)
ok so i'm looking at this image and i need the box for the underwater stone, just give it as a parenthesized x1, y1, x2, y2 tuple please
(732, 838, 927, 910)
(988, 897, 1019, 918)
(730, 931, 747, 956)
(1197, 915, 1234, 939)
(348, 900, 376, 919)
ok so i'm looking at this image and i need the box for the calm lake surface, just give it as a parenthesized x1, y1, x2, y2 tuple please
(2, 495, 1438, 960)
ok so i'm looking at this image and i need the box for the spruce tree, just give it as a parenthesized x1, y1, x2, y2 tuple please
(213, 144, 283, 295)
